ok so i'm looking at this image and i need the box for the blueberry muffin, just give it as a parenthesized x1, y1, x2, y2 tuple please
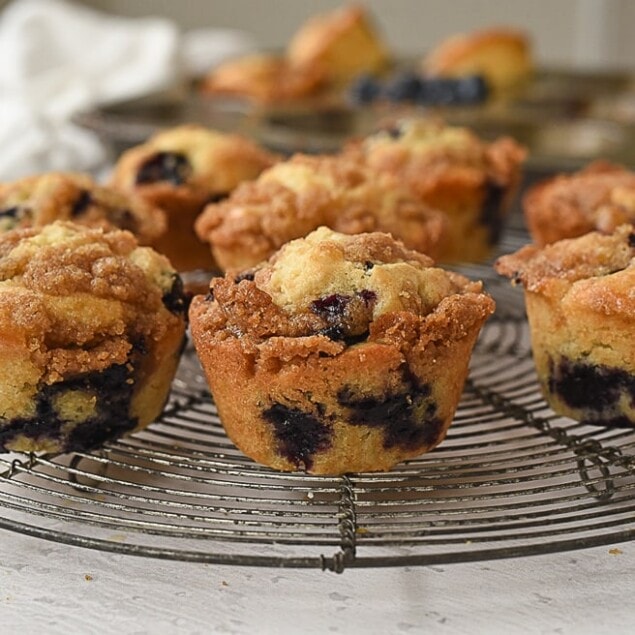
(201, 5, 389, 104)
(194, 152, 450, 271)
(110, 125, 279, 272)
(495, 225, 635, 427)
(200, 53, 327, 103)
(287, 4, 390, 86)
(0, 222, 187, 454)
(523, 161, 635, 246)
(348, 118, 526, 263)
(190, 227, 494, 474)
(0, 172, 166, 246)
(423, 27, 533, 91)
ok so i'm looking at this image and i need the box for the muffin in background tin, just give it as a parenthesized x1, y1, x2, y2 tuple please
(200, 53, 327, 104)
(201, 4, 389, 104)
(0, 221, 187, 454)
(495, 224, 635, 427)
(422, 26, 533, 91)
(286, 4, 390, 86)
(190, 227, 494, 474)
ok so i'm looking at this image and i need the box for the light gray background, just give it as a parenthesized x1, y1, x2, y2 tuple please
(76, 0, 635, 69)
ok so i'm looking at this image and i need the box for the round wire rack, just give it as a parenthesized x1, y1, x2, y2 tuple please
(1, 233, 635, 573)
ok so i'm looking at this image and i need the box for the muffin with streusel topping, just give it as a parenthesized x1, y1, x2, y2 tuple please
(423, 27, 533, 92)
(190, 227, 494, 474)
(0, 172, 166, 246)
(194, 152, 450, 271)
(348, 118, 526, 263)
(495, 224, 635, 427)
(523, 161, 635, 246)
(0, 222, 187, 454)
(110, 124, 279, 272)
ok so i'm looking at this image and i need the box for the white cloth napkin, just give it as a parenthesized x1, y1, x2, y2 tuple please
(0, 0, 255, 181)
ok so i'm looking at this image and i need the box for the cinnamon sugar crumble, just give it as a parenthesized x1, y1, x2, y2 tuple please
(0, 222, 181, 382)
(194, 227, 494, 356)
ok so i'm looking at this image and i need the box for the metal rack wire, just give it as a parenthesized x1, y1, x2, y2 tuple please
(1, 242, 635, 572)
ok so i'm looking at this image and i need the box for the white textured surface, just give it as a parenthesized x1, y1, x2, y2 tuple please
(1, 530, 633, 634)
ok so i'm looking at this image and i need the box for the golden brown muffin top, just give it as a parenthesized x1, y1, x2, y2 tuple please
(192, 227, 494, 350)
(351, 118, 526, 190)
(286, 4, 390, 84)
(110, 124, 279, 198)
(0, 172, 166, 245)
(523, 161, 635, 246)
(194, 152, 449, 270)
(202, 5, 389, 103)
(422, 26, 533, 90)
(495, 224, 635, 316)
(200, 53, 328, 103)
(0, 222, 185, 383)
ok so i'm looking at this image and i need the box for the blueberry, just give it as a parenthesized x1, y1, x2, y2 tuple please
(480, 182, 506, 245)
(71, 190, 93, 217)
(417, 78, 458, 106)
(0, 206, 26, 230)
(135, 152, 192, 186)
(107, 208, 136, 233)
(233, 270, 256, 284)
(263, 403, 332, 470)
(318, 325, 347, 341)
(310, 293, 352, 341)
(0, 363, 139, 453)
(358, 289, 377, 305)
(161, 274, 187, 315)
(628, 233, 635, 248)
(384, 71, 422, 102)
(416, 75, 489, 106)
(337, 375, 442, 451)
(310, 294, 351, 319)
(548, 358, 635, 413)
(0, 207, 19, 219)
(455, 75, 489, 104)
(349, 74, 382, 105)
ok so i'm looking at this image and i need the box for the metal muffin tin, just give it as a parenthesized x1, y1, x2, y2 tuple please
(75, 67, 635, 173)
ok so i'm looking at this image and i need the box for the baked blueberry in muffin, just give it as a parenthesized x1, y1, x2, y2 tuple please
(190, 227, 494, 474)
(0, 222, 187, 454)
(110, 124, 279, 272)
(0, 172, 166, 246)
(495, 224, 635, 427)
(194, 152, 450, 271)
(347, 118, 526, 263)
(523, 161, 635, 246)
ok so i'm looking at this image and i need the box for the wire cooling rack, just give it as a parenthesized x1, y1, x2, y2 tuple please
(1, 238, 635, 572)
